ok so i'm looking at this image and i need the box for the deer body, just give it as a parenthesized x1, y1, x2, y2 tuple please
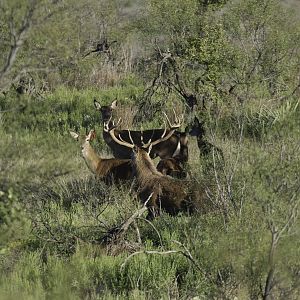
(103, 120, 198, 219)
(156, 156, 187, 179)
(94, 99, 189, 161)
(70, 130, 133, 184)
(132, 147, 191, 219)
(189, 117, 223, 159)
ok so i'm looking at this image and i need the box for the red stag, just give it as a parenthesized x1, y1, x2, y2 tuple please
(94, 99, 189, 162)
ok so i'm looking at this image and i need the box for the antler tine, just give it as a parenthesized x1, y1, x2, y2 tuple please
(112, 117, 122, 128)
(172, 108, 184, 126)
(161, 120, 167, 139)
(142, 138, 152, 149)
(103, 117, 122, 132)
(119, 134, 126, 142)
(163, 112, 172, 128)
(103, 116, 112, 132)
(178, 113, 184, 126)
(140, 127, 144, 145)
(163, 111, 182, 129)
(103, 122, 108, 132)
(147, 143, 153, 155)
(173, 110, 184, 129)
(128, 130, 135, 146)
(172, 108, 178, 123)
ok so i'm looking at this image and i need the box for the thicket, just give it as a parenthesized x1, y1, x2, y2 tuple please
(0, 0, 300, 299)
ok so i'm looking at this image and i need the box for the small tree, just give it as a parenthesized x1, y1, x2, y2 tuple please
(0, 0, 37, 91)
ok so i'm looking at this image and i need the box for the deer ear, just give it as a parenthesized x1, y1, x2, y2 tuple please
(110, 100, 118, 110)
(94, 99, 101, 110)
(87, 130, 96, 141)
(70, 131, 79, 140)
(90, 130, 96, 141)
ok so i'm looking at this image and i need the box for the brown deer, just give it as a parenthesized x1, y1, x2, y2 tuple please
(104, 121, 208, 219)
(69, 129, 133, 184)
(156, 156, 187, 179)
(94, 99, 189, 162)
(188, 117, 224, 160)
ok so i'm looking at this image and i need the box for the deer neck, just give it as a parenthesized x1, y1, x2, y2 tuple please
(134, 151, 162, 184)
(103, 126, 120, 145)
(82, 143, 101, 174)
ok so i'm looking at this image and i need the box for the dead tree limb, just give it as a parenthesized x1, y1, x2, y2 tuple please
(101, 194, 152, 244)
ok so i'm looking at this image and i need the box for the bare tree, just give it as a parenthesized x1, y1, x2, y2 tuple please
(261, 193, 299, 300)
(0, 1, 38, 91)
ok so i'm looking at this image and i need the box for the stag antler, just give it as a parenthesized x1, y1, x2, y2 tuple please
(104, 117, 135, 149)
(141, 110, 183, 149)
(104, 111, 183, 150)
(103, 116, 122, 132)
(163, 109, 183, 129)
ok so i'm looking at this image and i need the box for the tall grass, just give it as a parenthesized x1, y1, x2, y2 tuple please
(0, 87, 299, 299)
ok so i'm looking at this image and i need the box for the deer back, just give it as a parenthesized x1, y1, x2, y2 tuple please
(131, 146, 192, 219)
(96, 158, 133, 184)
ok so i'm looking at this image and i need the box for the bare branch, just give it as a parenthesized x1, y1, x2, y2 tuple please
(0, 1, 37, 90)
(101, 194, 152, 244)
(120, 239, 213, 283)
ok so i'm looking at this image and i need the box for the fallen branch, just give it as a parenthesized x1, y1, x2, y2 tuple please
(101, 193, 152, 244)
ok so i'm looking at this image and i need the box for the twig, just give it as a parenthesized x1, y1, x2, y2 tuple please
(136, 216, 163, 247)
(120, 250, 181, 271)
(120, 239, 213, 284)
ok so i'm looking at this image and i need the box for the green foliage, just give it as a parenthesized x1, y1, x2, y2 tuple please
(221, 0, 300, 101)
(0, 188, 30, 251)
(186, 19, 232, 103)
(147, 0, 198, 40)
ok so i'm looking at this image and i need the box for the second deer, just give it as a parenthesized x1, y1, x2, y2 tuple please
(156, 156, 187, 179)
(188, 117, 224, 160)
(70, 129, 133, 184)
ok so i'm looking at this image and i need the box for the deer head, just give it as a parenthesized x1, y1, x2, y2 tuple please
(188, 117, 205, 138)
(70, 129, 133, 182)
(94, 99, 118, 122)
(70, 129, 96, 153)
